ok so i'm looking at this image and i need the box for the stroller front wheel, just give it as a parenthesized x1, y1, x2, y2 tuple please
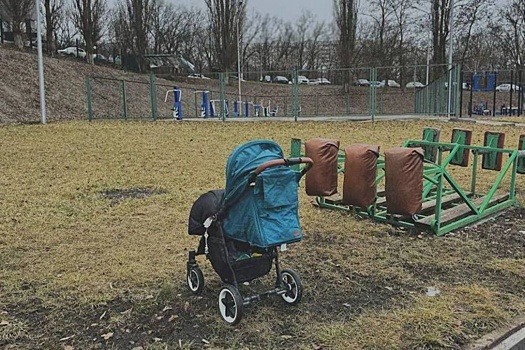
(280, 268, 303, 305)
(186, 266, 204, 294)
(218, 284, 244, 325)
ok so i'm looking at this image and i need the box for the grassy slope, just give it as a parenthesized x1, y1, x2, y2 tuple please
(1, 120, 524, 349)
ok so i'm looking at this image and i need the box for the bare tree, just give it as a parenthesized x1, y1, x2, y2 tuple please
(333, 0, 358, 69)
(387, 0, 415, 86)
(497, 0, 525, 70)
(204, 0, 247, 72)
(43, 0, 64, 54)
(54, 5, 77, 48)
(112, 0, 154, 71)
(0, 0, 33, 49)
(72, 0, 107, 63)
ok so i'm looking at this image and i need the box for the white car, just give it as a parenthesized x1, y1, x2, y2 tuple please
(316, 78, 331, 85)
(406, 81, 425, 88)
(188, 73, 211, 80)
(495, 83, 521, 92)
(273, 76, 289, 84)
(382, 79, 401, 88)
(57, 46, 86, 58)
(297, 75, 309, 84)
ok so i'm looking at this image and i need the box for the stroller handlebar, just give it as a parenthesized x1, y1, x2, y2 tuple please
(253, 157, 314, 178)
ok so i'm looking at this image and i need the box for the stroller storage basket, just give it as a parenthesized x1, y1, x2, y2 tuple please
(206, 235, 273, 284)
(231, 254, 273, 284)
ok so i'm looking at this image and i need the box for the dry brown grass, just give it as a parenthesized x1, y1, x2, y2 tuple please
(1, 119, 524, 349)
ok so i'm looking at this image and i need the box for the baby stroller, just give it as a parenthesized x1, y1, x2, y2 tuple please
(186, 140, 313, 324)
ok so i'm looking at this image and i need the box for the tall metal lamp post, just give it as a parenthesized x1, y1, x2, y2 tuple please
(447, 0, 455, 118)
(236, 0, 243, 105)
(35, 0, 46, 124)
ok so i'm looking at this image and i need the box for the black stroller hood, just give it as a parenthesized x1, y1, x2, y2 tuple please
(188, 189, 225, 235)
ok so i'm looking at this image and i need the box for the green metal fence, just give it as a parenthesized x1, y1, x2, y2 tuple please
(415, 65, 461, 115)
(86, 64, 464, 121)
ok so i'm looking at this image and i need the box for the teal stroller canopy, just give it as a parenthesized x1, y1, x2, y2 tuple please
(222, 140, 304, 249)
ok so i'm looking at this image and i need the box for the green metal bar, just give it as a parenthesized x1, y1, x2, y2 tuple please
(440, 144, 461, 167)
(429, 147, 445, 232)
(509, 151, 518, 200)
(121, 80, 128, 120)
(86, 76, 93, 121)
(442, 171, 479, 214)
(149, 73, 157, 121)
(479, 152, 516, 212)
(436, 200, 516, 236)
(471, 153, 478, 195)
(405, 140, 516, 155)
(290, 138, 302, 171)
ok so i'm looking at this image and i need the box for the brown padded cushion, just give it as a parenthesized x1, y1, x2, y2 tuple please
(385, 147, 424, 216)
(305, 138, 340, 196)
(342, 144, 380, 207)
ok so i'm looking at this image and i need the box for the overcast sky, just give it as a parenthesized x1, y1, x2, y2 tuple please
(177, 0, 335, 23)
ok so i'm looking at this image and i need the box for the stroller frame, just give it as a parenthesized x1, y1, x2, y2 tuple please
(186, 155, 313, 325)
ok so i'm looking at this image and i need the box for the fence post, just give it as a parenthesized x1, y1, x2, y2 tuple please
(369, 68, 377, 122)
(492, 71, 497, 117)
(121, 80, 128, 120)
(86, 76, 93, 121)
(291, 67, 299, 121)
(149, 73, 157, 121)
(219, 72, 226, 121)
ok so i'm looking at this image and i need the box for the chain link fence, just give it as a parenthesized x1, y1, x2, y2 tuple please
(86, 64, 469, 121)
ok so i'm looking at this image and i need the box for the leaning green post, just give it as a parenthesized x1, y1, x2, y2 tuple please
(149, 73, 157, 121)
(121, 80, 128, 120)
(290, 138, 302, 171)
(86, 76, 93, 121)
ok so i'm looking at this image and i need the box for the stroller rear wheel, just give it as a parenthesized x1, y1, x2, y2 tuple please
(186, 266, 204, 294)
(218, 284, 244, 325)
(280, 268, 303, 305)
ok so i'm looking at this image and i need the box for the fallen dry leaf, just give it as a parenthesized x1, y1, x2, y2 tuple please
(101, 332, 114, 340)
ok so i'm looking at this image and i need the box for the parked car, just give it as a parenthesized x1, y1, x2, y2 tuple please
(273, 76, 289, 84)
(57, 46, 86, 58)
(297, 75, 309, 84)
(316, 78, 331, 85)
(260, 75, 272, 83)
(495, 83, 521, 92)
(93, 54, 108, 63)
(382, 79, 401, 88)
(188, 73, 211, 79)
(353, 79, 370, 86)
(406, 81, 425, 88)
(369, 81, 385, 88)
(307, 79, 319, 86)
(230, 75, 246, 82)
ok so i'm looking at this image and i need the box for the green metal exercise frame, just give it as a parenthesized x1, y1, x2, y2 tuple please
(291, 133, 523, 236)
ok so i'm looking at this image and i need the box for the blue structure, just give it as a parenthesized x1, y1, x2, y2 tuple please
(233, 100, 240, 117)
(244, 101, 250, 117)
(201, 91, 210, 117)
(173, 86, 182, 120)
(473, 72, 497, 91)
